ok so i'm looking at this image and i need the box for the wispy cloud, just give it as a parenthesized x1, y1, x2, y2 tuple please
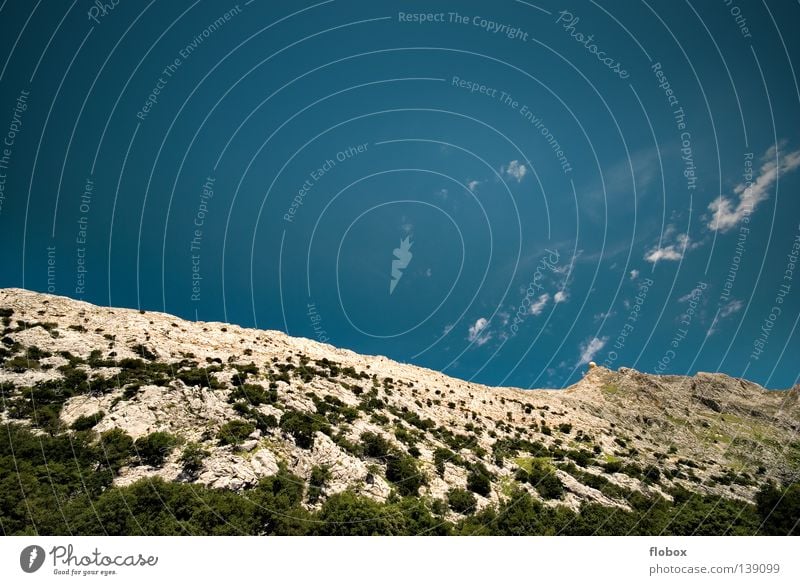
(553, 290, 568, 304)
(467, 180, 481, 192)
(720, 298, 743, 318)
(467, 317, 492, 346)
(707, 144, 800, 233)
(645, 244, 684, 263)
(593, 310, 616, 322)
(644, 224, 699, 265)
(629, 269, 640, 280)
(576, 336, 608, 366)
(529, 293, 550, 316)
(501, 160, 527, 182)
(707, 299, 744, 336)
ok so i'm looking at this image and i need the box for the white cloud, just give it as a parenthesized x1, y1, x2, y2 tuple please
(467, 317, 492, 346)
(644, 228, 695, 265)
(629, 269, 640, 280)
(720, 298, 744, 318)
(708, 144, 800, 233)
(576, 336, 608, 367)
(593, 310, 615, 322)
(502, 160, 527, 182)
(645, 246, 683, 263)
(677, 282, 706, 304)
(529, 293, 549, 316)
(467, 180, 481, 192)
(553, 290, 568, 304)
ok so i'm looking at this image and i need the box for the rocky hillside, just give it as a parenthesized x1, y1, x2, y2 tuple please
(1, 288, 798, 522)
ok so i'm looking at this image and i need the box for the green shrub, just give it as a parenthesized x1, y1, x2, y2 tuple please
(131, 344, 158, 361)
(217, 420, 256, 446)
(71, 411, 105, 431)
(98, 429, 134, 472)
(433, 447, 461, 476)
(133, 432, 179, 467)
(527, 460, 564, 499)
(385, 454, 424, 497)
(466, 464, 492, 497)
(313, 491, 403, 535)
(5, 355, 39, 372)
(566, 449, 593, 467)
(231, 363, 259, 386)
(311, 394, 358, 424)
(26, 346, 52, 360)
(534, 472, 564, 499)
(279, 410, 326, 449)
(177, 366, 224, 389)
(179, 442, 210, 478)
(361, 431, 392, 459)
(307, 465, 331, 504)
(229, 383, 274, 405)
(447, 488, 477, 514)
(756, 482, 800, 535)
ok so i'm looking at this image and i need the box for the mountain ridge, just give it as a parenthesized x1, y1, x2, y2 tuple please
(1, 287, 798, 530)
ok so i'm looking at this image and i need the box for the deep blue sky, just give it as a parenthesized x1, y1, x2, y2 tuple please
(1, 1, 798, 389)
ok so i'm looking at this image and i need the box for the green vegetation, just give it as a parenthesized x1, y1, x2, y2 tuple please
(466, 463, 493, 497)
(517, 459, 564, 500)
(311, 393, 358, 425)
(217, 420, 256, 446)
(433, 447, 463, 476)
(177, 365, 224, 389)
(279, 409, 328, 449)
(97, 428, 134, 472)
(70, 411, 105, 431)
(229, 383, 277, 405)
(179, 442, 210, 479)
(0, 423, 795, 535)
(385, 454, 424, 496)
(307, 465, 331, 504)
(4, 355, 39, 372)
(447, 488, 477, 514)
(359, 431, 424, 495)
(133, 432, 180, 467)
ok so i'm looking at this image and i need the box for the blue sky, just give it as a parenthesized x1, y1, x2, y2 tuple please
(0, 0, 798, 389)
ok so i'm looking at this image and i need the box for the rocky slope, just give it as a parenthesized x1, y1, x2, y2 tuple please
(1, 288, 798, 517)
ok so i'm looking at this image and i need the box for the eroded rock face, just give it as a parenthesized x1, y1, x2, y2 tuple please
(1, 287, 798, 514)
